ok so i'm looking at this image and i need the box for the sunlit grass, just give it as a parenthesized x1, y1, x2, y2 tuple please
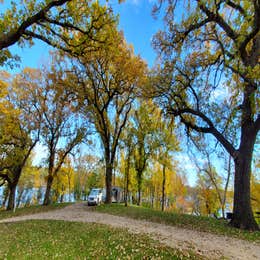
(0, 202, 72, 220)
(0, 220, 202, 259)
(96, 203, 260, 242)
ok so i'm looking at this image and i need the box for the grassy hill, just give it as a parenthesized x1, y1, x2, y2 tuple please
(0, 202, 259, 259)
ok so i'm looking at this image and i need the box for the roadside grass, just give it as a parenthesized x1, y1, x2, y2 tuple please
(0, 220, 203, 259)
(0, 202, 72, 220)
(96, 204, 260, 243)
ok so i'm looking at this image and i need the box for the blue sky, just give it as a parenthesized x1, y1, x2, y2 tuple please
(112, 0, 162, 66)
(4, 0, 162, 71)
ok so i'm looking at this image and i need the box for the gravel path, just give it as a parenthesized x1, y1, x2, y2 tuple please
(0, 203, 259, 260)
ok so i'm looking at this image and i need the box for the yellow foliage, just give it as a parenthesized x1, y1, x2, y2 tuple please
(251, 174, 260, 213)
(52, 166, 75, 199)
(146, 161, 187, 211)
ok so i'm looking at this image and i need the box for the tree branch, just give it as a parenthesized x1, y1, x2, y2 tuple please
(197, 0, 238, 41)
(168, 107, 236, 157)
(23, 30, 72, 53)
(0, 172, 11, 183)
(225, 0, 246, 16)
(178, 18, 211, 44)
(0, 0, 71, 49)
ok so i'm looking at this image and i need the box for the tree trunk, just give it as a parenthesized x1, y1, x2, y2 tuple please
(7, 183, 16, 211)
(137, 171, 142, 206)
(124, 176, 128, 207)
(105, 162, 112, 204)
(151, 186, 155, 208)
(6, 167, 23, 211)
(161, 164, 166, 212)
(60, 194, 64, 203)
(124, 155, 130, 207)
(231, 157, 259, 230)
(68, 177, 71, 202)
(230, 123, 259, 230)
(137, 188, 141, 206)
(43, 175, 54, 205)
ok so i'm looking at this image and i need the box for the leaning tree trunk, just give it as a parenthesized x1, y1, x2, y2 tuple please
(231, 120, 259, 230)
(43, 175, 54, 205)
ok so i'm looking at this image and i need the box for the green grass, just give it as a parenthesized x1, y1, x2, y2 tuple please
(0, 220, 202, 259)
(96, 204, 260, 243)
(0, 202, 72, 220)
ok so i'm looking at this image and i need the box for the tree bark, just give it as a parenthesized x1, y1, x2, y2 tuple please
(105, 162, 112, 204)
(60, 194, 64, 203)
(151, 189, 154, 208)
(137, 170, 142, 206)
(6, 168, 22, 211)
(124, 153, 130, 207)
(161, 164, 166, 212)
(68, 176, 71, 202)
(7, 183, 16, 210)
(43, 175, 54, 205)
(229, 82, 259, 231)
(231, 129, 259, 230)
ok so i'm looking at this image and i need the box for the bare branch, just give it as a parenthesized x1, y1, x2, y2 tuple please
(168, 107, 236, 157)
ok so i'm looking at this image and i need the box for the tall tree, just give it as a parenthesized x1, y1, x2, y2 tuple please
(144, 161, 186, 211)
(119, 124, 135, 207)
(28, 61, 88, 205)
(154, 119, 179, 211)
(131, 100, 162, 206)
(191, 145, 232, 218)
(196, 171, 221, 216)
(66, 19, 147, 203)
(152, 0, 260, 230)
(0, 69, 42, 210)
(74, 154, 102, 200)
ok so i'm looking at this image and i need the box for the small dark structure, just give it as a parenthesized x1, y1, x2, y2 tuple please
(226, 212, 234, 221)
(111, 186, 123, 203)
